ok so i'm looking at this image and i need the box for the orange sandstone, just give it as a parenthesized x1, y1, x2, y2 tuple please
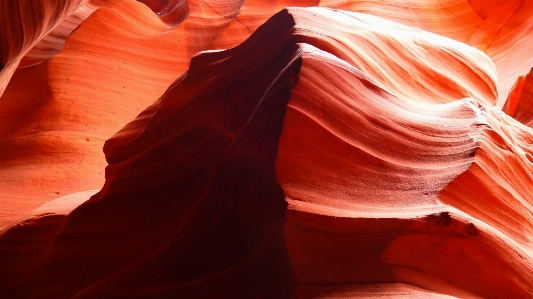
(0, 3, 532, 299)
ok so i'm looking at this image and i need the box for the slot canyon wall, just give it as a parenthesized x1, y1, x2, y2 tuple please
(1, 0, 533, 298)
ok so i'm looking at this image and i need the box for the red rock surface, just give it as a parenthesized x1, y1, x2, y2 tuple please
(503, 67, 533, 127)
(2, 0, 532, 227)
(1, 1, 533, 299)
(0, 190, 97, 296)
(0, 0, 188, 226)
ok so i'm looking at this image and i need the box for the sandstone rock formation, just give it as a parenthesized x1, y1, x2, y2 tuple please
(1, 1, 533, 299)
(2, 0, 533, 227)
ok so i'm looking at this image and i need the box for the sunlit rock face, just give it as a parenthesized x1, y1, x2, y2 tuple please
(1, 1, 533, 299)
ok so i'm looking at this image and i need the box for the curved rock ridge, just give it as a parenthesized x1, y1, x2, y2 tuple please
(440, 105, 533, 248)
(1, 0, 187, 90)
(0, 0, 110, 97)
(0, 0, 191, 227)
(1, 7, 532, 299)
(313, 0, 533, 105)
(103, 7, 498, 163)
(15, 1, 105, 70)
(0, 0, 313, 227)
(279, 30, 533, 297)
(205, 0, 533, 107)
(238, 0, 533, 104)
(0, 0, 533, 226)
(3, 9, 301, 298)
(278, 45, 482, 213)
(291, 8, 498, 105)
(280, 30, 533, 256)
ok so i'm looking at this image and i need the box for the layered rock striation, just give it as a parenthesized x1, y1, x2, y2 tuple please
(2, 0, 533, 227)
(1, 3, 533, 299)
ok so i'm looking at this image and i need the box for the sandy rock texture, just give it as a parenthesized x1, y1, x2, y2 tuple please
(1, 1, 533, 298)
